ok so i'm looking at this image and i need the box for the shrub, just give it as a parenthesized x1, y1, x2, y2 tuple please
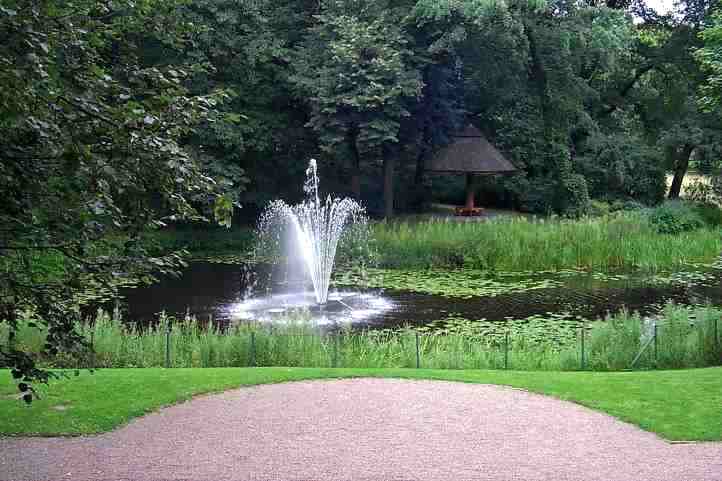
(610, 199, 646, 212)
(509, 176, 557, 214)
(556, 173, 591, 218)
(647, 201, 705, 234)
(589, 200, 611, 217)
(694, 202, 722, 227)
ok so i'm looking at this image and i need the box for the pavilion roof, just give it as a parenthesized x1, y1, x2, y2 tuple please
(425, 125, 516, 174)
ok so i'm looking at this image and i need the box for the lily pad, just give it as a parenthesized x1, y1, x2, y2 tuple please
(334, 267, 563, 298)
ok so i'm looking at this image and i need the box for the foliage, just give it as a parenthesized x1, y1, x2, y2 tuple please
(646, 201, 706, 234)
(178, 0, 298, 207)
(472, 3, 668, 214)
(694, 202, 722, 225)
(589, 200, 612, 217)
(144, 225, 255, 257)
(290, 7, 424, 176)
(609, 199, 647, 211)
(697, 11, 722, 110)
(683, 178, 719, 203)
(0, 0, 236, 392)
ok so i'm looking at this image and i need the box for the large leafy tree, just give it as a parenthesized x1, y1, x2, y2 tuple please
(290, 3, 424, 217)
(0, 0, 234, 395)
(698, 10, 722, 110)
(594, 0, 722, 200)
(179, 0, 313, 209)
(460, 1, 661, 213)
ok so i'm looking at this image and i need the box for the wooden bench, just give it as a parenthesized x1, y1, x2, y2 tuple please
(454, 207, 484, 217)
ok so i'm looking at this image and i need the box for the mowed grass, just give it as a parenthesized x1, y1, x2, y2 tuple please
(1, 367, 721, 441)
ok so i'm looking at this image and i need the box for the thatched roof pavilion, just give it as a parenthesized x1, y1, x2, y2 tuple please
(425, 125, 516, 212)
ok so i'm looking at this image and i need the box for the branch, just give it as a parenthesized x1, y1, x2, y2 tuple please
(600, 63, 656, 116)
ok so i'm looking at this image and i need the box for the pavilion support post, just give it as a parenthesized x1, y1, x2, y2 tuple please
(465, 173, 476, 210)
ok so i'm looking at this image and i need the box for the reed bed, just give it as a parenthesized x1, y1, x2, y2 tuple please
(4, 304, 720, 371)
(370, 213, 722, 272)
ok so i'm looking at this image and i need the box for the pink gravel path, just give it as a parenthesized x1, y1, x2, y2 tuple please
(1, 378, 721, 481)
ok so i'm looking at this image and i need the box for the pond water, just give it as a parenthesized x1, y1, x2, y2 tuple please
(118, 261, 722, 328)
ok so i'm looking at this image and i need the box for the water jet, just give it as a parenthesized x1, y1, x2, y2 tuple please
(231, 159, 392, 324)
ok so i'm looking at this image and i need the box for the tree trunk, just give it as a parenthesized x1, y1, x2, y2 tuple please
(350, 174, 361, 199)
(413, 147, 430, 212)
(348, 131, 362, 199)
(525, 21, 549, 135)
(383, 151, 395, 219)
(668, 144, 694, 200)
(414, 147, 426, 185)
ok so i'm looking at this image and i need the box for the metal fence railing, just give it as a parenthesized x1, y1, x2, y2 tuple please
(73, 316, 722, 372)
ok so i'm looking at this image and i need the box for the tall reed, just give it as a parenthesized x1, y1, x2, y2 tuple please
(8, 304, 721, 371)
(370, 213, 722, 272)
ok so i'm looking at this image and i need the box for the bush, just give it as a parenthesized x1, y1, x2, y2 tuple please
(647, 201, 705, 234)
(504, 175, 557, 214)
(694, 202, 722, 227)
(556, 173, 591, 218)
(610, 199, 646, 212)
(589, 200, 611, 217)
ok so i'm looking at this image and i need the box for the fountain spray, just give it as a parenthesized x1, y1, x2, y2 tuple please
(259, 159, 365, 305)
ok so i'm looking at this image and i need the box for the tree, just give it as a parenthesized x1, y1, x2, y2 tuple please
(290, 6, 423, 217)
(462, 1, 653, 213)
(0, 0, 234, 396)
(178, 0, 312, 209)
(698, 10, 722, 110)
(632, 3, 722, 199)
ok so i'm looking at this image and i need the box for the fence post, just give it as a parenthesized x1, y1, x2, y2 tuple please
(653, 322, 658, 367)
(250, 332, 256, 367)
(89, 330, 95, 369)
(164, 321, 171, 368)
(580, 325, 586, 370)
(301, 334, 306, 367)
(332, 332, 339, 368)
(504, 331, 509, 370)
(415, 331, 421, 369)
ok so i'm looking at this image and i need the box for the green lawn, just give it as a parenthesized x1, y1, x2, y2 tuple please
(1, 367, 721, 441)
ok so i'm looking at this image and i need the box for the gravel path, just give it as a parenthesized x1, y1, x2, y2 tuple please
(1, 379, 721, 481)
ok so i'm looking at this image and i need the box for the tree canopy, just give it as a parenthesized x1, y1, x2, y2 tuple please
(3, 0, 722, 394)
(0, 0, 235, 390)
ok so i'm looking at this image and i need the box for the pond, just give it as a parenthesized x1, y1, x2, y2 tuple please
(118, 260, 722, 329)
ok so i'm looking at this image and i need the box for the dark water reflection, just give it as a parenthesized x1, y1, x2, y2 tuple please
(117, 261, 722, 328)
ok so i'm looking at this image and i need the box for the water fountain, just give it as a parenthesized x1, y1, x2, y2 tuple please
(263, 159, 364, 304)
(228, 159, 392, 325)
